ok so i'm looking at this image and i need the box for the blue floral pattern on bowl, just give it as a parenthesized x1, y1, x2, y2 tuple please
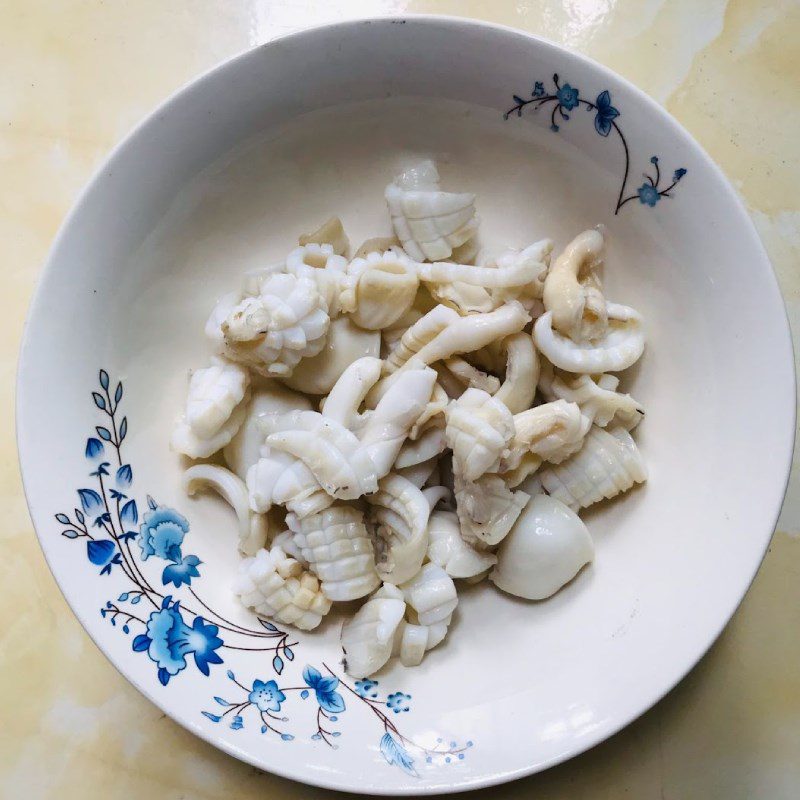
(54, 369, 473, 777)
(505, 73, 687, 213)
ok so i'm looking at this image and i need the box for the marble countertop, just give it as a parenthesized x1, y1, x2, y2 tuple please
(2, 1, 798, 797)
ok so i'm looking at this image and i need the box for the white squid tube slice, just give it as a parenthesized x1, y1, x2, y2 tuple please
(183, 464, 268, 555)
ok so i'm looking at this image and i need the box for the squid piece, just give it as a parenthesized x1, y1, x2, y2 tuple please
(285, 505, 380, 601)
(395, 421, 447, 469)
(271, 528, 307, 564)
(248, 446, 334, 519)
(443, 356, 500, 394)
(366, 474, 431, 585)
(417, 259, 543, 290)
(385, 160, 479, 262)
(543, 229, 607, 343)
(205, 291, 241, 352)
(493, 333, 538, 414)
(395, 457, 439, 489)
(284, 244, 354, 317)
(426, 509, 497, 578)
(538, 425, 647, 510)
(341, 584, 406, 677)
(426, 280, 494, 314)
(261, 409, 378, 499)
(385, 304, 461, 373)
(345, 250, 420, 330)
(548, 371, 644, 430)
(283, 316, 381, 395)
(353, 235, 401, 260)
(410, 381, 450, 440)
(234, 544, 332, 631)
(454, 472, 530, 547)
(183, 464, 267, 555)
(534, 302, 645, 374)
(298, 216, 349, 257)
(178, 359, 250, 440)
(381, 308, 424, 356)
(319, 356, 383, 429)
(399, 563, 457, 630)
(502, 399, 591, 484)
(171, 398, 248, 459)
(490, 494, 594, 599)
(224, 382, 312, 480)
(445, 388, 515, 482)
(392, 565, 458, 667)
(489, 239, 553, 313)
(357, 367, 437, 477)
(220, 272, 330, 377)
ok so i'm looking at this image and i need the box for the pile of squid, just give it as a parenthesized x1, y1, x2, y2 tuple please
(171, 160, 647, 678)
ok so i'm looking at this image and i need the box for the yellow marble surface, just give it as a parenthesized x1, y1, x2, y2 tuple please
(2, 1, 798, 797)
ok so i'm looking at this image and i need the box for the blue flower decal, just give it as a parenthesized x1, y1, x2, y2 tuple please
(673, 167, 687, 181)
(355, 679, 379, 698)
(162, 555, 202, 588)
(87, 539, 121, 575)
(132, 597, 223, 685)
(138, 506, 189, 562)
(593, 90, 619, 137)
(532, 81, 545, 98)
(637, 183, 660, 207)
(85, 437, 105, 460)
(303, 665, 345, 714)
(249, 679, 286, 713)
(387, 691, 412, 714)
(78, 488, 104, 518)
(116, 464, 133, 488)
(556, 83, 579, 111)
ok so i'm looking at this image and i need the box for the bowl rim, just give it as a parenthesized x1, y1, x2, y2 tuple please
(16, 14, 797, 795)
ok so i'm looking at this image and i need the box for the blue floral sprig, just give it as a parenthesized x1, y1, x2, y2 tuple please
(505, 73, 687, 214)
(56, 369, 295, 688)
(202, 664, 472, 774)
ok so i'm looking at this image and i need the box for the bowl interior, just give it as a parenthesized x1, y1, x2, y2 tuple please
(18, 18, 794, 795)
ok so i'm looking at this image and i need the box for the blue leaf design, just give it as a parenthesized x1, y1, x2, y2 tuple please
(147, 495, 157, 511)
(92, 392, 106, 410)
(132, 634, 150, 652)
(226, 670, 236, 680)
(300, 690, 309, 699)
(55, 513, 70, 524)
(99, 369, 109, 390)
(119, 417, 128, 442)
(260, 620, 279, 632)
(122, 624, 129, 634)
(331, 731, 341, 737)
(302, 665, 321, 688)
(317, 690, 345, 714)
(87, 539, 116, 567)
(280, 733, 294, 741)
(83, 438, 103, 460)
(118, 592, 129, 601)
(202, 711, 221, 723)
(261, 725, 268, 734)
(283, 646, 294, 661)
(78, 489, 103, 515)
(96, 426, 112, 442)
(62, 530, 79, 539)
(311, 733, 321, 740)
(116, 464, 133, 487)
(214, 697, 230, 706)
(158, 668, 170, 686)
(75, 509, 85, 524)
(130, 594, 141, 605)
(120, 499, 138, 525)
(114, 382, 123, 404)
(379, 733, 417, 777)
(273, 655, 284, 675)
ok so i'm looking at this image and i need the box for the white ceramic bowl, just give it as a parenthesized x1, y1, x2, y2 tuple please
(17, 16, 795, 795)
